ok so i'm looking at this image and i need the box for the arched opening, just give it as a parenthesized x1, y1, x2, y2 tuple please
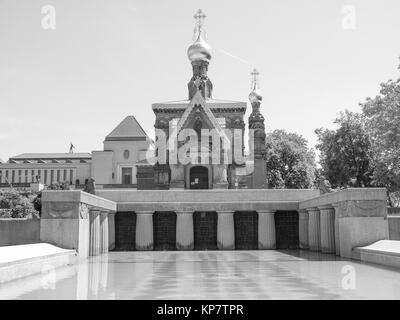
(189, 166, 209, 189)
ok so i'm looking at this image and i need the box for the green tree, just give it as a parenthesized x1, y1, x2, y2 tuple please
(315, 111, 374, 188)
(265, 130, 316, 189)
(360, 58, 400, 204)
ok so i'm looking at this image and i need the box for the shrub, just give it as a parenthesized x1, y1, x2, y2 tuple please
(0, 189, 40, 219)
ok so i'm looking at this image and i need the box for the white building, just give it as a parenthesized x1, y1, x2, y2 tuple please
(0, 116, 151, 189)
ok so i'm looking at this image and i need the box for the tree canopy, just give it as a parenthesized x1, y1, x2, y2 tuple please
(315, 57, 400, 205)
(315, 111, 374, 188)
(360, 64, 400, 194)
(265, 129, 316, 189)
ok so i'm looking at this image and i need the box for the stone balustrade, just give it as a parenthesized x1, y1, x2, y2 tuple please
(40, 190, 117, 259)
(299, 188, 388, 258)
(40, 188, 389, 260)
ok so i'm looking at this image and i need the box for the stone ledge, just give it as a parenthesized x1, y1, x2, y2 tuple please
(42, 190, 117, 212)
(0, 243, 77, 284)
(299, 188, 387, 210)
(353, 240, 400, 269)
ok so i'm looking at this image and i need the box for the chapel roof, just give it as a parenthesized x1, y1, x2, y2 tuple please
(105, 116, 149, 142)
(152, 98, 247, 111)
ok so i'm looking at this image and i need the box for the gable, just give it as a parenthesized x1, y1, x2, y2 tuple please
(105, 116, 148, 141)
(172, 91, 227, 140)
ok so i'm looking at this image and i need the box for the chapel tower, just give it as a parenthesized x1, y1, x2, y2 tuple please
(248, 68, 267, 188)
(187, 9, 213, 100)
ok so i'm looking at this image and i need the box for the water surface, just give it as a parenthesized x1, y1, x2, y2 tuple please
(1, 250, 400, 299)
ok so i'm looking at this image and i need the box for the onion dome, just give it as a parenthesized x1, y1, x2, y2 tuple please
(187, 32, 212, 62)
(249, 68, 262, 104)
(187, 9, 212, 63)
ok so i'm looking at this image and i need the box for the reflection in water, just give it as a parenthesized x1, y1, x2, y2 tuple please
(2, 250, 400, 299)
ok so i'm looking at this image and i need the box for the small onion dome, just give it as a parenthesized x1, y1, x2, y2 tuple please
(187, 31, 212, 62)
(249, 86, 262, 104)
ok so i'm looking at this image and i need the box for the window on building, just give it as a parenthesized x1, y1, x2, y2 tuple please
(75, 179, 80, 185)
(57, 170, 60, 182)
(11, 170, 15, 183)
(44, 170, 47, 185)
(121, 167, 132, 185)
(25, 170, 28, 183)
(0, 171, 2, 184)
(50, 170, 54, 184)
(37, 170, 41, 182)
(70, 169, 73, 184)
(63, 169, 67, 181)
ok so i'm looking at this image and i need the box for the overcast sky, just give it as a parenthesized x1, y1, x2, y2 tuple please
(1, 0, 400, 161)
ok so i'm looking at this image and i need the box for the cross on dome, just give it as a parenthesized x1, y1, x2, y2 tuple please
(249, 68, 262, 104)
(194, 9, 206, 27)
(251, 68, 260, 89)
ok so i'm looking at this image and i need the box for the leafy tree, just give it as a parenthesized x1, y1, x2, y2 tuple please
(265, 130, 316, 189)
(0, 190, 39, 219)
(360, 58, 400, 202)
(315, 111, 374, 188)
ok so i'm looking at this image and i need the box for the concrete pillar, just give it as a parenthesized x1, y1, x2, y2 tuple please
(108, 213, 115, 251)
(217, 211, 235, 250)
(257, 210, 276, 249)
(332, 203, 341, 256)
(89, 209, 101, 256)
(99, 211, 109, 254)
(318, 205, 336, 254)
(307, 207, 321, 251)
(176, 211, 194, 250)
(135, 211, 154, 251)
(298, 209, 309, 249)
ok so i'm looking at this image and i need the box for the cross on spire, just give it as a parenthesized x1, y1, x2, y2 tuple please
(251, 68, 260, 89)
(193, 9, 207, 40)
(194, 9, 206, 27)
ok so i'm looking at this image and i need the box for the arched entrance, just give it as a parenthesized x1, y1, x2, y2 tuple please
(189, 166, 209, 189)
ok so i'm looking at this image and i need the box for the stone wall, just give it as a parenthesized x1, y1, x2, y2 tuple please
(388, 216, 400, 240)
(234, 211, 258, 250)
(0, 218, 40, 246)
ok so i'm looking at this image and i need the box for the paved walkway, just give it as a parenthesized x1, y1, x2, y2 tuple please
(1, 250, 400, 299)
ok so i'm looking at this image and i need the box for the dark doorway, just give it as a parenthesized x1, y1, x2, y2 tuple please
(234, 211, 258, 250)
(193, 211, 217, 250)
(190, 166, 209, 189)
(275, 211, 299, 249)
(153, 211, 177, 250)
(114, 212, 136, 251)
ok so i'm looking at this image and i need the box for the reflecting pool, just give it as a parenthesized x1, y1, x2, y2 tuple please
(1, 250, 400, 299)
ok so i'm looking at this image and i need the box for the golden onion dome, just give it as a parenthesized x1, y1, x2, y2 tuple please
(187, 31, 212, 62)
(249, 87, 262, 104)
(249, 68, 262, 103)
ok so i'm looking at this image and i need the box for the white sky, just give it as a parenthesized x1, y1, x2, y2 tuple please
(1, 0, 400, 161)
